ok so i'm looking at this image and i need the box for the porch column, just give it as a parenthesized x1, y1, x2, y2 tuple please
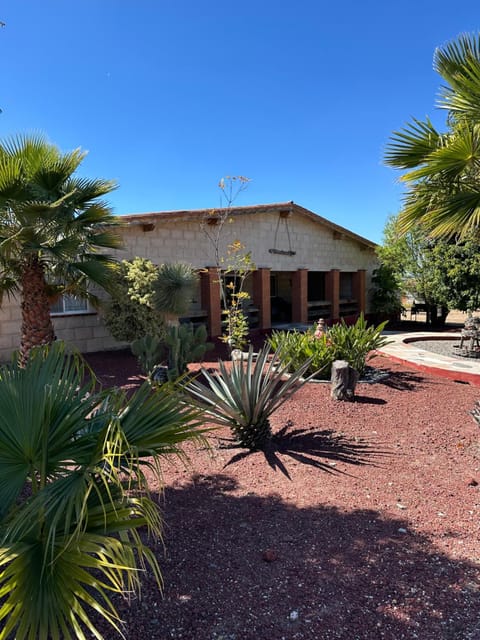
(326, 269, 340, 321)
(352, 269, 366, 314)
(292, 269, 308, 323)
(253, 268, 271, 330)
(200, 267, 222, 337)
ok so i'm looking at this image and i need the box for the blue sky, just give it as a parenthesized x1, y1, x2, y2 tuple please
(2, 1, 480, 244)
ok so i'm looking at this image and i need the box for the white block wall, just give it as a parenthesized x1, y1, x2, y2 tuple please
(0, 210, 378, 361)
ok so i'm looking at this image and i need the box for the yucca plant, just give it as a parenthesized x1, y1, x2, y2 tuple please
(153, 262, 198, 324)
(0, 343, 207, 640)
(185, 343, 316, 450)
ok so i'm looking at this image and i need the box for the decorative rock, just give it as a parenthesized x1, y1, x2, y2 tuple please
(262, 549, 278, 562)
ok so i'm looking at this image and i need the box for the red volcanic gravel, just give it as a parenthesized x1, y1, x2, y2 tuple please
(84, 350, 480, 640)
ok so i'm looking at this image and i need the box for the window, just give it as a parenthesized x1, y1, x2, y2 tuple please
(50, 295, 89, 316)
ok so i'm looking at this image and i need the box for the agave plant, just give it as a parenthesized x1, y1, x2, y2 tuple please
(185, 343, 316, 450)
(0, 343, 207, 640)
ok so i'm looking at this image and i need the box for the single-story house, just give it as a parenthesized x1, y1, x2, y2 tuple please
(0, 202, 378, 361)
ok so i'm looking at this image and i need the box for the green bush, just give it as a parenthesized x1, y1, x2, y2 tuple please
(327, 314, 390, 375)
(103, 257, 164, 342)
(268, 328, 334, 380)
(132, 324, 213, 381)
(269, 314, 391, 378)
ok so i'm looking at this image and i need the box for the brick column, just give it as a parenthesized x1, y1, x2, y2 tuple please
(200, 267, 222, 337)
(352, 269, 366, 314)
(326, 269, 340, 321)
(292, 269, 308, 323)
(253, 268, 271, 330)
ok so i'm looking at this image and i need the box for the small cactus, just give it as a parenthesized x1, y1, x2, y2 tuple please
(164, 323, 213, 380)
(131, 334, 165, 375)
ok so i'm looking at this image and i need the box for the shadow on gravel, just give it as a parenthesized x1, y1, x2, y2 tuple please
(222, 425, 390, 480)
(378, 369, 427, 392)
(351, 395, 387, 405)
(110, 474, 480, 640)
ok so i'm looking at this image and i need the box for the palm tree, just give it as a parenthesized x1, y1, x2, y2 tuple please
(0, 134, 123, 362)
(0, 343, 208, 640)
(385, 33, 480, 239)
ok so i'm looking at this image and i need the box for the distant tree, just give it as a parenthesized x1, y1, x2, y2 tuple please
(378, 214, 480, 323)
(427, 239, 480, 312)
(369, 263, 404, 320)
(377, 215, 434, 304)
(385, 33, 480, 239)
(0, 134, 122, 362)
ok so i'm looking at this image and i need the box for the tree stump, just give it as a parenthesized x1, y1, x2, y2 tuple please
(330, 360, 359, 401)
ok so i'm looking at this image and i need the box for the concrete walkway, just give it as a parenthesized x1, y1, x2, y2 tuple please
(378, 331, 480, 386)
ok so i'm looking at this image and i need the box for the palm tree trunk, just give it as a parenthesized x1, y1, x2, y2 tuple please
(20, 258, 56, 364)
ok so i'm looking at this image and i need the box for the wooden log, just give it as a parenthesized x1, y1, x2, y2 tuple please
(330, 360, 359, 401)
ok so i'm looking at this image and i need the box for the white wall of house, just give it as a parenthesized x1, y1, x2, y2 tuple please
(121, 211, 375, 273)
(0, 209, 378, 361)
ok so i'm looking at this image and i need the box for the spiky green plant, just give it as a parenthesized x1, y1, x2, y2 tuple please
(268, 328, 335, 380)
(0, 342, 207, 640)
(153, 263, 198, 322)
(185, 343, 316, 450)
(326, 314, 390, 375)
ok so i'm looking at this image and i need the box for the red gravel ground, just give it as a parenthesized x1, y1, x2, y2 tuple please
(84, 349, 480, 640)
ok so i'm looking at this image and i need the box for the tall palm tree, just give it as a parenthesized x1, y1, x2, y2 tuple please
(0, 134, 123, 362)
(385, 33, 480, 239)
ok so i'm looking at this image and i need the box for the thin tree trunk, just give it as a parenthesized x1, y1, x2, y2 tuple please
(20, 258, 55, 364)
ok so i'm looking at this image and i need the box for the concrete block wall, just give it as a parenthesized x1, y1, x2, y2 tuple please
(0, 209, 378, 360)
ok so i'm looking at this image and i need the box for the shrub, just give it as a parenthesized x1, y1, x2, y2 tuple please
(269, 314, 391, 378)
(103, 257, 164, 342)
(0, 343, 207, 640)
(132, 324, 213, 381)
(185, 343, 315, 450)
(326, 314, 390, 375)
(268, 328, 334, 380)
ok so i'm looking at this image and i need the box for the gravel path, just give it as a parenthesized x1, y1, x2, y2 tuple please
(410, 338, 475, 360)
